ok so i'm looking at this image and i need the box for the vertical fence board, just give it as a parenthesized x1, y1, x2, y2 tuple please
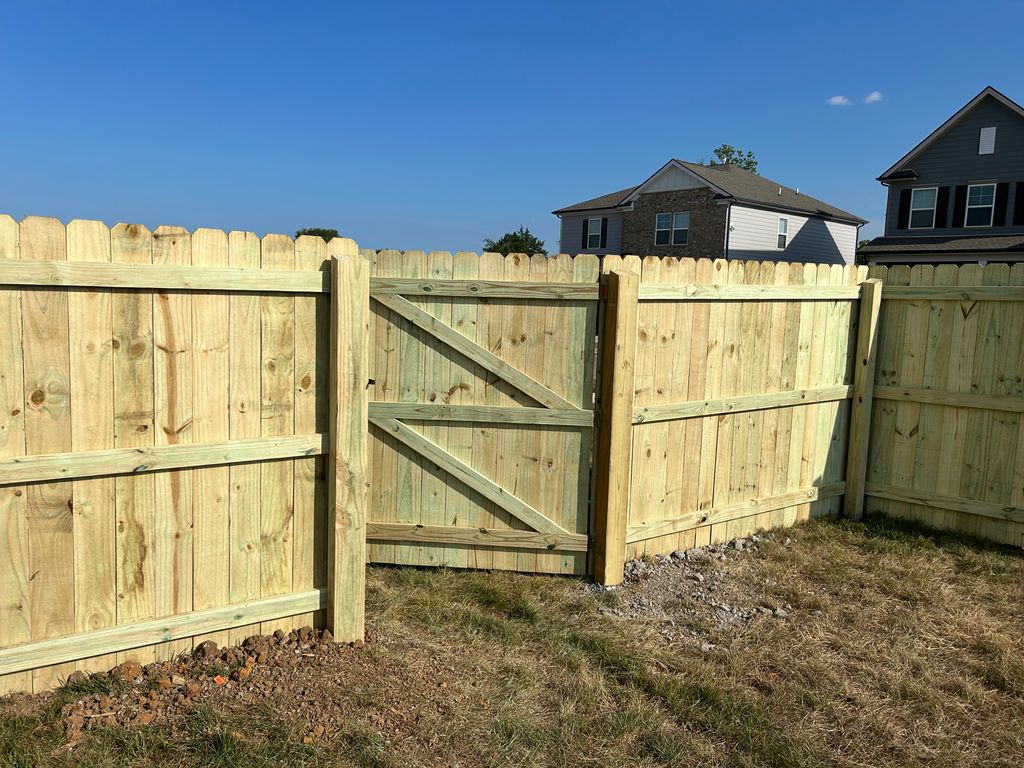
(191, 228, 231, 648)
(67, 219, 117, 676)
(152, 225, 194, 659)
(0, 215, 30, 694)
(110, 223, 157, 667)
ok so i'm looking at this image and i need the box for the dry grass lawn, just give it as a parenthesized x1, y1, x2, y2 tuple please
(2, 515, 1023, 767)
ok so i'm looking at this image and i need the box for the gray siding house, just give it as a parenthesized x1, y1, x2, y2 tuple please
(860, 86, 1024, 264)
(553, 159, 865, 264)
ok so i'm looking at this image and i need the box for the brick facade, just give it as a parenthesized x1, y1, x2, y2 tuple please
(621, 188, 728, 258)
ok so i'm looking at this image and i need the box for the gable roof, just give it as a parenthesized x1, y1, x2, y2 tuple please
(553, 159, 865, 224)
(878, 86, 1024, 181)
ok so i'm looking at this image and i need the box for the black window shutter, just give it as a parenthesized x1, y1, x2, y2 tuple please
(993, 182, 1010, 226)
(600, 218, 608, 249)
(581, 218, 588, 250)
(934, 186, 950, 228)
(897, 189, 911, 229)
(1014, 182, 1024, 226)
(952, 185, 968, 228)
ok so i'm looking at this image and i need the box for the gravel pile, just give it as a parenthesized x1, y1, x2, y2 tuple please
(587, 533, 799, 648)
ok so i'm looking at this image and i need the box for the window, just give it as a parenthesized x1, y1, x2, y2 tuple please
(655, 212, 689, 246)
(909, 187, 937, 229)
(979, 126, 996, 155)
(777, 217, 788, 249)
(965, 183, 996, 227)
(585, 218, 602, 249)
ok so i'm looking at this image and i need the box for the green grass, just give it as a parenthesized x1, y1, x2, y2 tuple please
(2, 515, 1022, 767)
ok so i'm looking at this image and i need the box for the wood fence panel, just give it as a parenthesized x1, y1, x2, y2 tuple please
(364, 251, 599, 574)
(615, 256, 863, 562)
(867, 262, 1024, 548)
(0, 217, 345, 692)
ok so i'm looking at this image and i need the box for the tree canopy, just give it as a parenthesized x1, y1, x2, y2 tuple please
(711, 144, 758, 174)
(295, 227, 340, 242)
(482, 226, 547, 256)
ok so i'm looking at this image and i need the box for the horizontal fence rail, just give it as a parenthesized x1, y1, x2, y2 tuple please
(0, 258, 328, 293)
(632, 385, 853, 424)
(637, 283, 861, 301)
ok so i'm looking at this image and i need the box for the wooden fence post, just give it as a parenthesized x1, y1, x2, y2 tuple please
(593, 268, 640, 585)
(844, 278, 883, 521)
(327, 245, 369, 641)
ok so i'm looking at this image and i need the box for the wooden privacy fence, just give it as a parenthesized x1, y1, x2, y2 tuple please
(0, 216, 367, 694)
(3, 211, 1024, 694)
(862, 263, 1024, 549)
(593, 256, 876, 582)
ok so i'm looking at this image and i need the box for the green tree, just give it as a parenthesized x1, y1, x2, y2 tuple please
(295, 227, 340, 242)
(482, 226, 547, 256)
(711, 144, 759, 174)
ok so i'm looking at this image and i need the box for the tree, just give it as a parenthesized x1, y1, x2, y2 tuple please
(482, 226, 547, 256)
(711, 144, 758, 174)
(295, 227, 340, 242)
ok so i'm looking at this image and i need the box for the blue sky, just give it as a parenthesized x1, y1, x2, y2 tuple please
(1, 1, 1022, 251)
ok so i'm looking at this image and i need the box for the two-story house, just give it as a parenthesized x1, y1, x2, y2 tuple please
(859, 86, 1024, 264)
(552, 159, 865, 264)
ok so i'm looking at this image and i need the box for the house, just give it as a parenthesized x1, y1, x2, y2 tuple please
(552, 159, 865, 264)
(859, 86, 1024, 265)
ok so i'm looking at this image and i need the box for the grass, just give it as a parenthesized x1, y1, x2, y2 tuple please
(1, 515, 1023, 767)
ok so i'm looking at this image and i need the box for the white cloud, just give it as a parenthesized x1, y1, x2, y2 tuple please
(864, 91, 883, 104)
(826, 95, 852, 107)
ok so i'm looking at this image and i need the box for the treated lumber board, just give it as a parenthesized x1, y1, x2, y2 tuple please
(844, 279, 883, 520)
(0, 589, 326, 677)
(626, 482, 847, 543)
(109, 222, 157, 668)
(443, 250, 481, 570)
(864, 483, 1024, 524)
(0, 214, 31, 693)
(418, 251, 455, 569)
(152, 226, 195, 658)
(293, 235, 330, 629)
(227, 232, 263, 609)
(190, 229, 231, 630)
(20, 215, 76, 691)
(369, 277, 599, 299)
(633, 386, 854, 424)
(636, 283, 860, 301)
(593, 268, 640, 585)
(882, 285, 1024, 301)
(328, 248, 369, 642)
(370, 416, 571, 537)
(0, 434, 326, 485)
(873, 386, 1024, 412)
(571, 254, 601, 572)
(365, 523, 589, 551)
(259, 234, 296, 625)
(0, 259, 326, 293)
(517, 254, 547, 574)
(66, 219, 117, 676)
(373, 293, 579, 411)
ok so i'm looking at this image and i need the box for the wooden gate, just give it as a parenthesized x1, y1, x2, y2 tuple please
(363, 250, 600, 575)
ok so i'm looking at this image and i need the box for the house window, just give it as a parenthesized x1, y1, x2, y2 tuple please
(979, 126, 996, 155)
(585, 218, 602, 248)
(777, 217, 788, 249)
(965, 183, 996, 227)
(655, 212, 689, 246)
(909, 187, 938, 229)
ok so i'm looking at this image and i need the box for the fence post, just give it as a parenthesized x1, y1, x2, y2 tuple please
(593, 268, 640, 585)
(844, 278, 883, 521)
(327, 245, 369, 641)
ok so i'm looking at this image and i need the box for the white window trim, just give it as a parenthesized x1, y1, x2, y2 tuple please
(964, 183, 996, 228)
(909, 186, 938, 230)
(585, 217, 602, 249)
(655, 211, 689, 247)
(776, 216, 789, 249)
